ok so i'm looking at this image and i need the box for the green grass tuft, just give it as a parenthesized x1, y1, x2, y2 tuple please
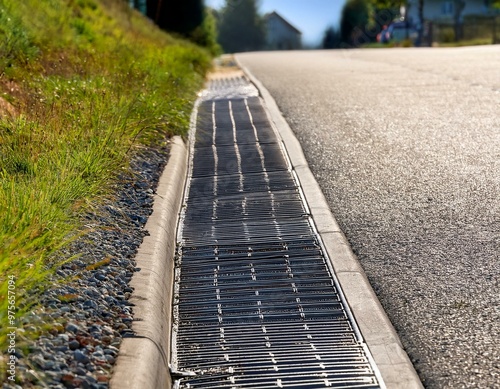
(0, 0, 211, 367)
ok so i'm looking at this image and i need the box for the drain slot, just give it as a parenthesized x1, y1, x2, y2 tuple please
(172, 94, 383, 388)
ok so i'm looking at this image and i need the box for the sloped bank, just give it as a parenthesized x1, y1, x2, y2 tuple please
(0, 0, 211, 386)
(3, 142, 173, 388)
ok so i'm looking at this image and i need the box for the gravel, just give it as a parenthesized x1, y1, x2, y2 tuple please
(4, 143, 170, 388)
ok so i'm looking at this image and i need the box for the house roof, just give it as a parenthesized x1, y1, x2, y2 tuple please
(265, 11, 302, 35)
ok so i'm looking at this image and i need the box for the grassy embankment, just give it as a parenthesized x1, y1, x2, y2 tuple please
(0, 0, 211, 356)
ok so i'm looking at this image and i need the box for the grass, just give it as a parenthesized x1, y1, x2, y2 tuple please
(360, 42, 393, 49)
(363, 37, 494, 48)
(0, 0, 211, 368)
(436, 38, 494, 47)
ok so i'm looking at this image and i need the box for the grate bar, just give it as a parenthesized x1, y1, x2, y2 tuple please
(172, 86, 384, 388)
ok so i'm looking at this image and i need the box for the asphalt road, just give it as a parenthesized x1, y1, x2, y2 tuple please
(237, 47, 500, 389)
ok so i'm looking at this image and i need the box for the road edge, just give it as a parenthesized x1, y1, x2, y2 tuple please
(110, 136, 187, 389)
(236, 55, 423, 389)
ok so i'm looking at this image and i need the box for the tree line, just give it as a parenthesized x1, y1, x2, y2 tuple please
(135, 0, 267, 54)
(325, 0, 500, 48)
(141, 0, 407, 52)
(323, 0, 405, 49)
(140, 0, 405, 52)
(134, 0, 500, 52)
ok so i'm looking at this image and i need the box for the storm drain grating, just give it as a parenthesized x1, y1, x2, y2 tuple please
(172, 89, 384, 387)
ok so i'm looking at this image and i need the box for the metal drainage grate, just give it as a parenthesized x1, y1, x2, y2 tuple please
(199, 75, 260, 101)
(172, 91, 383, 388)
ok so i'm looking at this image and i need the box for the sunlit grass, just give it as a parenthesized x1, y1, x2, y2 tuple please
(437, 38, 493, 47)
(0, 0, 211, 365)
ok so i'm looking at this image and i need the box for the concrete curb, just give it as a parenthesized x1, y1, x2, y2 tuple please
(110, 136, 187, 389)
(236, 55, 423, 389)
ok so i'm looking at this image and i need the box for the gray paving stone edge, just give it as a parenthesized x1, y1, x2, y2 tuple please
(110, 136, 187, 389)
(236, 55, 424, 389)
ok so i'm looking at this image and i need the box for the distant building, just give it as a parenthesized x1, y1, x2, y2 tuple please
(265, 11, 302, 50)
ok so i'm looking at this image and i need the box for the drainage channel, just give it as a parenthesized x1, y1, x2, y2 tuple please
(171, 76, 385, 388)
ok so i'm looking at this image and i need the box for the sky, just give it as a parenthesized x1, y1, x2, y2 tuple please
(205, 0, 346, 47)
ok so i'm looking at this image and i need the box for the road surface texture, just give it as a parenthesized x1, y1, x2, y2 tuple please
(237, 47, 499, 389)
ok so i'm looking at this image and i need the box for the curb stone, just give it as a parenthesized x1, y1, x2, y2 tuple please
(110, 136, 187, 389)
(111, 58, 424, 388)
(235, 55, 424, 389)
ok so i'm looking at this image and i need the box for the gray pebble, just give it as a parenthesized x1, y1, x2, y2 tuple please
(84, 287, 100, 298)
(31, 354, 50, 370)
(104, 355, 115, 364)
(103, 346, 118, 356)
(11, 148, 168, 386)
(92, 350, 104, 358)
(74, 350, 90, 364)
(74, 366, 87, 376)
(58, 333, 69, 342)
(83, 300, 99, 310)
(65, 323, 80, 333)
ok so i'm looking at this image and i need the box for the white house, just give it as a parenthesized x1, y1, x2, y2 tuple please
(406, 0, 496, 25)
(265, 11, 302, 50)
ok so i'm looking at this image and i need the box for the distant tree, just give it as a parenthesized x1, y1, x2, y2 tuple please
(368, 0, 404, 10)
(190, 8, 222, 56)
(453, 0, 465, 41)
(369, 0, 408, 12)
(145, 0, 220, 54)
(322, 26, 341, 49)
(145, 0, 157, 21)
(146, 0, 204, 37)
(416, 0, 424, 45)
(340, 0, 372, 47)
(217, 0, 266, 53)
(368, 0, 402, 28)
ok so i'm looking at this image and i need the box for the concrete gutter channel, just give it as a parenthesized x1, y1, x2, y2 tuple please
(110, 61, 423, 389)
